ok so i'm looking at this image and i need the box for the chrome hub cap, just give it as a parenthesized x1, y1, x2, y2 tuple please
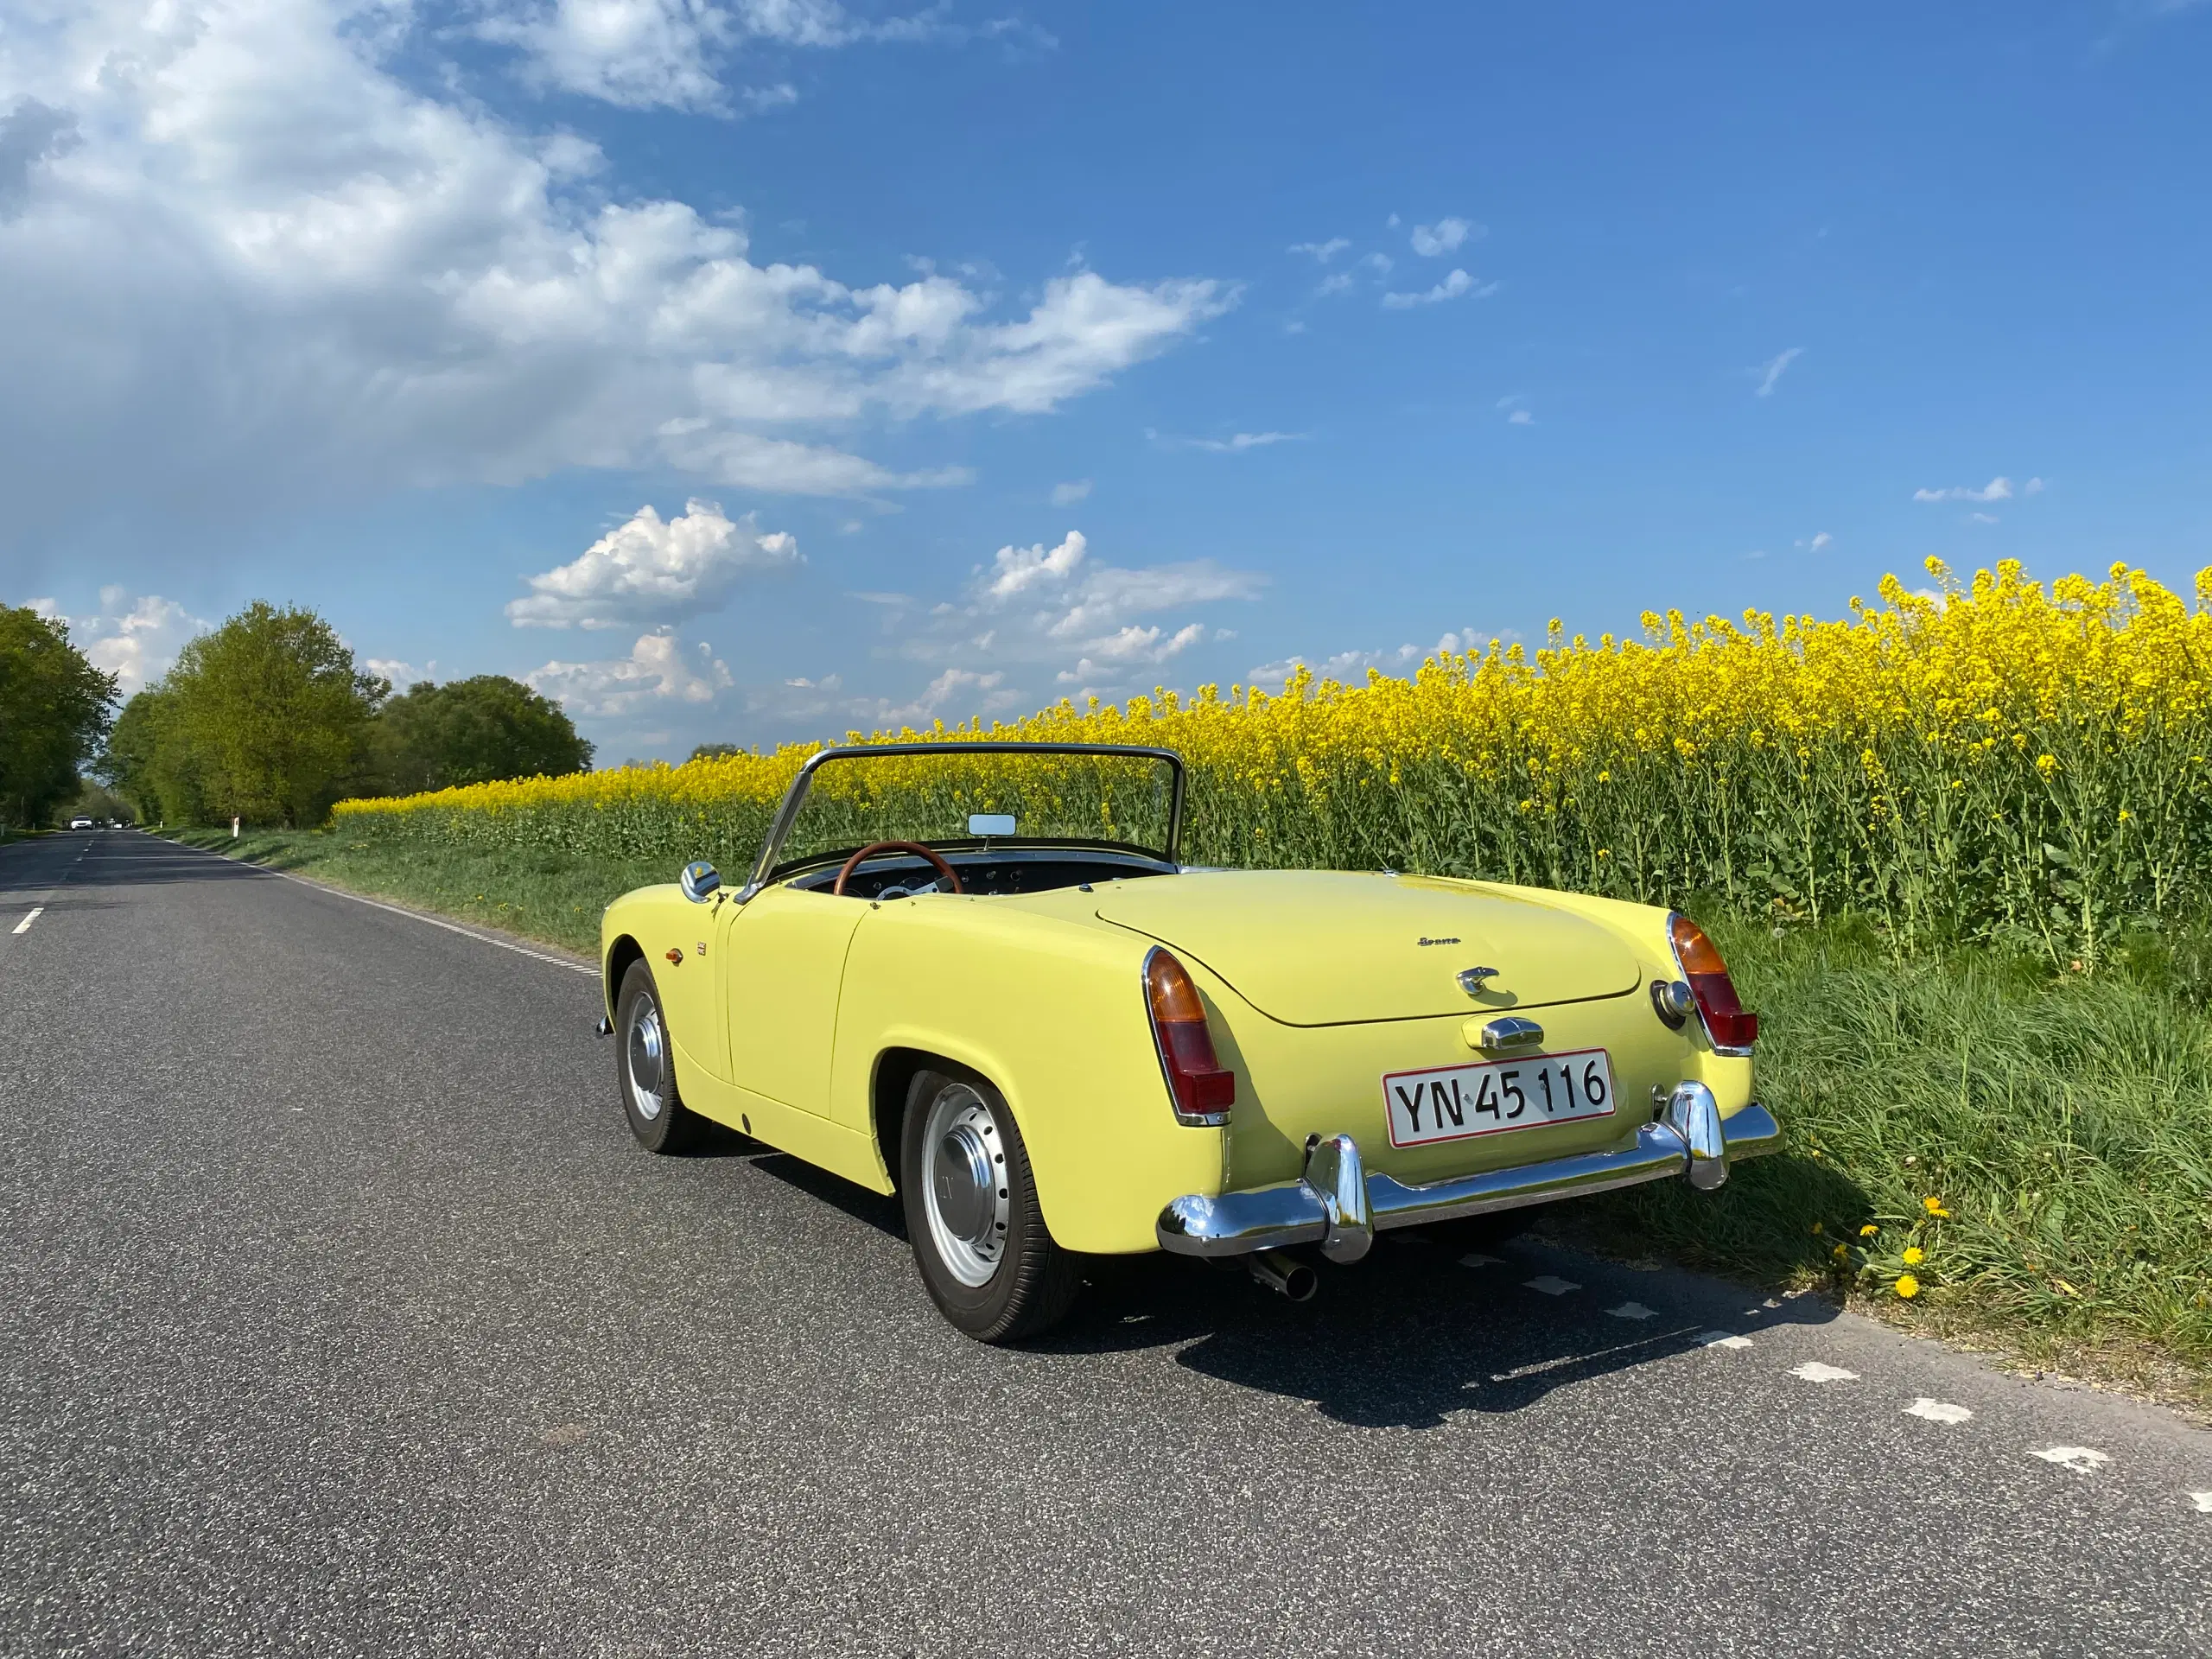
(626, 1000, 666, 1122)
(920, 1084, 1010, 1287)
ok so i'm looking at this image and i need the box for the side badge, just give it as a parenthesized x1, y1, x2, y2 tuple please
(696, 941, 708, 957)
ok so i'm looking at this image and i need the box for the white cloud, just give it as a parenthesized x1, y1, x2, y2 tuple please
(1287, 238, 1350, 262)
(870, 665, 1010, 727)
(1913, 476, 2014, 503)
(367, 658, 434, 689)
(1174, 431, 1305, 453)
(1803, 531, 1833, 552)
(1315, 272, 1354, 297)
(1969, 512, 2000, 524)
(1507, 409, 1534, 426)
(477, 0, 1034, 116)
(1245, 629, 1498, 691)
(1050, 478, 1092, 505)
(1409, 217, 1480, 257)
(1360, 251, 1395, 276)
(1754, 347, 1804, 397)
(985, 530, 1090, 599)
(55, 589, 211, 696)
(0, 3, 1231, 539)
(1382, 269, 1493, 308)
(528, 629, 733, 716)
(2024, 476, 2046, 494)
(507, 499, 800, 629)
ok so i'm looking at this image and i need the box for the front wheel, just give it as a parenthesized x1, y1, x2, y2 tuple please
(613, 959, 703, 1154)
(900, 1070, 1077, 1343)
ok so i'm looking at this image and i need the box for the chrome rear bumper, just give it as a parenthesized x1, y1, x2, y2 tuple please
(1155, 1086, 1781, 1265)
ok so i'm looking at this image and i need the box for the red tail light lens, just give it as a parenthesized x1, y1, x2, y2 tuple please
(1144, 948, 1236, 1126)
(1669, 915, 1758, 1054)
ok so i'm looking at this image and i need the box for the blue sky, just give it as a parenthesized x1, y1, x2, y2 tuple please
(3, 0, 2209, 760)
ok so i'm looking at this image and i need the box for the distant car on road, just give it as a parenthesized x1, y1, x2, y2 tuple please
(67, 816, 93, 830)
(599, 741, 1779, 1342)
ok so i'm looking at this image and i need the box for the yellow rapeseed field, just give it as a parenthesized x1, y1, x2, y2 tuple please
(335, 560, 2212, 960)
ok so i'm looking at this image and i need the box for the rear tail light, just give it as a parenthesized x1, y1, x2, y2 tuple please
(1143, 948, 1236, 1126)
(1668, 914, 1758, 1055)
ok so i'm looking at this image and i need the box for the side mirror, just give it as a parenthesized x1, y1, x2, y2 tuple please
(679, 860, 721, 903)
(968, 813, 1017, 837)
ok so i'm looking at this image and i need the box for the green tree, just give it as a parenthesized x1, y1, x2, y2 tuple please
(100, 687, 202, 824)
(0, 606, 118, 832)
(689, 742, 747, 762)
(367, 676, 593, 794)
(161, 602, 385, 827)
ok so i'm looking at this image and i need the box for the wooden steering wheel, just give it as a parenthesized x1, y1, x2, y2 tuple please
(833, 841, 964, 898)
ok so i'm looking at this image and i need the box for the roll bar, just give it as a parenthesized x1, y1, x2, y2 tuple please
(739, 741, 1187, 899)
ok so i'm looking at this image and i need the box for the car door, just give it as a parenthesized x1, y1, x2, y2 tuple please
(715, 884, 867, 1116)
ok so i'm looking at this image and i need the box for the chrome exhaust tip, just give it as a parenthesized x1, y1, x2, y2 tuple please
(1247, 1250, 1319, 1303)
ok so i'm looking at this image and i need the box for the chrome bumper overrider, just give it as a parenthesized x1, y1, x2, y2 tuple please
(1155, 1085, 1782, 1265)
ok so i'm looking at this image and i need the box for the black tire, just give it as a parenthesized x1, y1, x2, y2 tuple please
(613, 959, 703, 1154)
(899, 1068, 1078, 1343)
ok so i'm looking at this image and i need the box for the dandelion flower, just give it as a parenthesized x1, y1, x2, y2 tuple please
(1859, 1224, 1879, 1238)
(1923, 1197, 1951, 1218)
(1895, 1274, 1921, 1300)
(1810, 1222, 1824, 1236)
(1902, 1246, 1923, 1266)
(1832, 1244, 1849, 1264)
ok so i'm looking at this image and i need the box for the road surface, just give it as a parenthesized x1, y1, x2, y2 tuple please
(3, 830, 2207, 1656)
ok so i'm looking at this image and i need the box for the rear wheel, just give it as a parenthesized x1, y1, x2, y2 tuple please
(899, 1069, 1077, 1343)
(614, 959, 702, 1154)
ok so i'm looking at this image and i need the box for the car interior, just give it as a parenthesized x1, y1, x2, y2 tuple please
(786, 843, 1179, 900)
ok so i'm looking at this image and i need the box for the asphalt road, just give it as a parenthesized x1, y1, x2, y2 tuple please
(3, 830, 2208, 1657)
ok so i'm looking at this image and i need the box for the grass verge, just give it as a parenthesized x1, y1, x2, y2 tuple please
(163, 825, 2212, 1408)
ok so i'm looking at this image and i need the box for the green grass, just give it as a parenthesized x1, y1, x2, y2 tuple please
(162, 823, 664, 954)
(163, 824, 2212, 1402)
(1579, 919, 2212, 1402)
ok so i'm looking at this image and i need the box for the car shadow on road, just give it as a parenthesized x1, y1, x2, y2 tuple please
(1044, 1237, 1840, 1430)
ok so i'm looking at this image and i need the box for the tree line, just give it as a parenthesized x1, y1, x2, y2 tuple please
(0, 599, 593, 832)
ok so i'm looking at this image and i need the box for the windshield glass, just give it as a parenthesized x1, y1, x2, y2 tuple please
(768, 747, 1179, 876)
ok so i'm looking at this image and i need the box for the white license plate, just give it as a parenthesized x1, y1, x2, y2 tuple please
(1382, 1048, 1618, 1148)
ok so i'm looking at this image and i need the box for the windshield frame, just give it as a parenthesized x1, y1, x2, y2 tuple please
(741, 741, 1187, 896)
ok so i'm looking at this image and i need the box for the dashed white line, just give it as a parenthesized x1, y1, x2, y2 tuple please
(1605, 1302, 1659, 1321)
(1789, 1361, 1859, 1383)
(2032, 1446, 2111, 1475)
(1522, 1275, 1580, 1296)
(1904, 1398, 1973, 1424)
(1696, 1331, 1753, 1351)
(10, 906, 41, 935)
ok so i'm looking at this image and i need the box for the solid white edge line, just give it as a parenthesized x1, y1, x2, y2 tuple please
(159, 836, 598, 979)
(10, 906, 41, 935)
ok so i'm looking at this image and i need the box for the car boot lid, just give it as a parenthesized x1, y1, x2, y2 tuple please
(1093, 870, 1642, 1027)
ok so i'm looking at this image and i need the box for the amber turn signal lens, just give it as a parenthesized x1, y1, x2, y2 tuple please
(1668, 914, 1758, 1052)
(1144, 949, 1235, 1122)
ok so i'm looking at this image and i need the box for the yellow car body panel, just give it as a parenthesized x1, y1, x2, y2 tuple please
(601, 867, 1756, 1255)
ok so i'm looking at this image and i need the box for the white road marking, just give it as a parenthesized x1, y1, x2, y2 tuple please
(11, 907, 41, 934)
(1789, 1361, 1859, 1383)
(1904, 1398, 1973, 1424)
(161, 838, 596, 977)
(1605, 1301, 1659, 1320)
(1457, 1253, 1501, 1268)
(1696, 1331, 1753, 1350)
(2032, 1446, 2111, 1475)
(2190, 1491, 2212, 1513)
(1522, 1275, 1580, 1296)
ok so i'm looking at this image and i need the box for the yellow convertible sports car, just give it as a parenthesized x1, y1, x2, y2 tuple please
(598, 741, 1777, 1342)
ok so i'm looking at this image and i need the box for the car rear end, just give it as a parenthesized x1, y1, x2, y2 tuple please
(1090, 871, 1778, 1264)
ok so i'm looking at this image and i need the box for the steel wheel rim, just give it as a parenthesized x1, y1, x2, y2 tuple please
(920, 1083, 1011, 1287)
(626, 998, 666, 1122)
